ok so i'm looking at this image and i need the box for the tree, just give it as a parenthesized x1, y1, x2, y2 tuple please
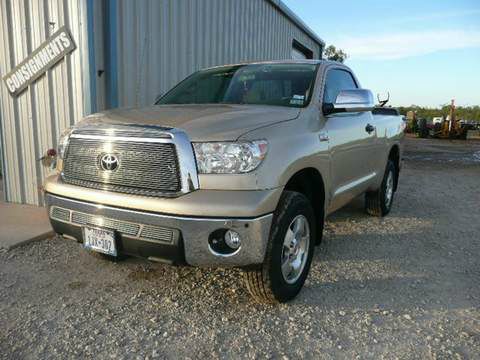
(324, 45, 348, 63)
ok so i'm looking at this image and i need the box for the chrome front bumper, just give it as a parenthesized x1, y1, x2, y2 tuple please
(46, 193, 272, 267)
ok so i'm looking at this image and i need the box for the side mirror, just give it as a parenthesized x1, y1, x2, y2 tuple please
(323, 89, 375, 116)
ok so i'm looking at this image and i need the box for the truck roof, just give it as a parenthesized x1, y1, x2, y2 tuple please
(204, 59, 341, 71)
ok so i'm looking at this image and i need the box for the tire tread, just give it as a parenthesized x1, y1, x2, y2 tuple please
(243, 191, 315, 303)
(365, 160, 396, 217)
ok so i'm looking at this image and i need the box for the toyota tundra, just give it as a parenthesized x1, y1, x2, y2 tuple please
(45, 60, 404, 303)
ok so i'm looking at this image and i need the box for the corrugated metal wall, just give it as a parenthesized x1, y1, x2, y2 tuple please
(0, 0, 90, 205)
(0, 0, 322, 205)
(115, 0, 323, 107)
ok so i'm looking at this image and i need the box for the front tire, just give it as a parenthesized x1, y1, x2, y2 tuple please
(243, 191, 316, 303)
(365, 160, 396, 217)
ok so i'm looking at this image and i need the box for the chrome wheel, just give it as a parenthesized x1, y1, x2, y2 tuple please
(281, 215, 310, 284)
(385, 170, 394, 207)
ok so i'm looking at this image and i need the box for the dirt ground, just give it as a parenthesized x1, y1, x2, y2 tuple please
(1, 136, 479, 359)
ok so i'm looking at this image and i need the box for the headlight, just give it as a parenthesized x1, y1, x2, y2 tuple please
(193, 140, 268, 174)
(57, 127, 73, 159)
(55, 127, 73, 172)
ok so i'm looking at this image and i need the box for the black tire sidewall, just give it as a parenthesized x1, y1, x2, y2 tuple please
(380, 161, 396, 215)
(268, 192, 316, 302)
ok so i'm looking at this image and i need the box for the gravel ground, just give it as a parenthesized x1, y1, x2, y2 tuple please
(1, 137, 479, 359)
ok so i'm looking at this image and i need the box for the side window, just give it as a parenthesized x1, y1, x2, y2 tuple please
(323, 69, 358, 104)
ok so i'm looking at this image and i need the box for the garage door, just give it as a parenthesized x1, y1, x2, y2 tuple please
(291, 39, 313, 59)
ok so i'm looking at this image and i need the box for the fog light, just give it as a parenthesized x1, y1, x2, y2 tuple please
(224, 230, 241, 249)
(208, 229, 241, 256)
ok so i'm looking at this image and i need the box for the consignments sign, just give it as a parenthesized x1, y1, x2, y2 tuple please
(3, 26, 76, 96)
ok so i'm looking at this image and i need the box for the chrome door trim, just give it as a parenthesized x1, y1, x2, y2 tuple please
(333, 172, 376, 196)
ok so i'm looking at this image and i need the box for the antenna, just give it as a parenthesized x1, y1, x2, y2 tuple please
(377, 92, 390, 107)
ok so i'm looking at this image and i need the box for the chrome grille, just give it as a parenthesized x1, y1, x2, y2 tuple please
(51, 207, 70, 222)
(71, 211, 140, 236)
(50, 206, 175, 244)
(62, 137, 181, 196)
(73, 127, 173, 139)
(140, 225, 174, 243)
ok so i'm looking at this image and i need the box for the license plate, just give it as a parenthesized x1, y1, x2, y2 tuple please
(82, 227, 117, 256)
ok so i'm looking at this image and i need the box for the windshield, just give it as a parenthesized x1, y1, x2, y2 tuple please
(157, 63, 318, 108)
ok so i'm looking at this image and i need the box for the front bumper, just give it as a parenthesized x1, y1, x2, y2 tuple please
(44, 174, 283, 218)
(46, 193, 273, 267)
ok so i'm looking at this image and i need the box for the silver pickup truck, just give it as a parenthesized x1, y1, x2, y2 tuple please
(45, 60, 404, 303)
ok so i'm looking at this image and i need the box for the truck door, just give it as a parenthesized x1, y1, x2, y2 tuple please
(321, 68, 377, 207)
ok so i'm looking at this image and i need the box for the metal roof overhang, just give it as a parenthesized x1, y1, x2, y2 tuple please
(268, 0, 325, 48)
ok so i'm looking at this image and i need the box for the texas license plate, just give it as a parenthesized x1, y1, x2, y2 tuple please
(82, 227, 117, 256)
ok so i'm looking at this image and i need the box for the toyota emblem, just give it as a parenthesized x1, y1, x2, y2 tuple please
(100, 154, 119, 171)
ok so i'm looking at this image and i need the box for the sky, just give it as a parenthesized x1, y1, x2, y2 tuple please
(282, 0, 480, 108)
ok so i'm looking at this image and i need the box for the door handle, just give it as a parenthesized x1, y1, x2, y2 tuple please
(365, 123, 376, 134)
(318, 132, 329, 142)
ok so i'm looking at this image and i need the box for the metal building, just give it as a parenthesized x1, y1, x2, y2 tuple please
(0, 0, 324, 206)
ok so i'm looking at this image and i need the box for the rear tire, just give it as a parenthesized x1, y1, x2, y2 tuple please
(365, 160, 396, 217)
(243, 191, 316, 303)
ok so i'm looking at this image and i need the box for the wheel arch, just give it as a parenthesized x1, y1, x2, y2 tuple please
(388, 144, 400, 191)
(283, 167, 326, 243)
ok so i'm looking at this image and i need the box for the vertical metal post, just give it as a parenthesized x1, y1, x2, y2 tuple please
(105, 0, 119, 109)
(86, 0, 97, 114)
(0, 109, 6, 202)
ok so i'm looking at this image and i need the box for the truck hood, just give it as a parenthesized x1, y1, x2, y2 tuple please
(80, 104, 300, 141)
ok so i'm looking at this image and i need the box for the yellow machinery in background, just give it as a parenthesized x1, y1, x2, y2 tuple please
(432, 99, 469, 139)
(405, 99, 477, 140)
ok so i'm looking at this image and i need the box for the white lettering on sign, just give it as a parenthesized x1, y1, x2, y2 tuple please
(2, 26, 76, 96)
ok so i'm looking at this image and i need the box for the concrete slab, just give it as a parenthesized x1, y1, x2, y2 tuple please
(0, 201, 53, 250)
